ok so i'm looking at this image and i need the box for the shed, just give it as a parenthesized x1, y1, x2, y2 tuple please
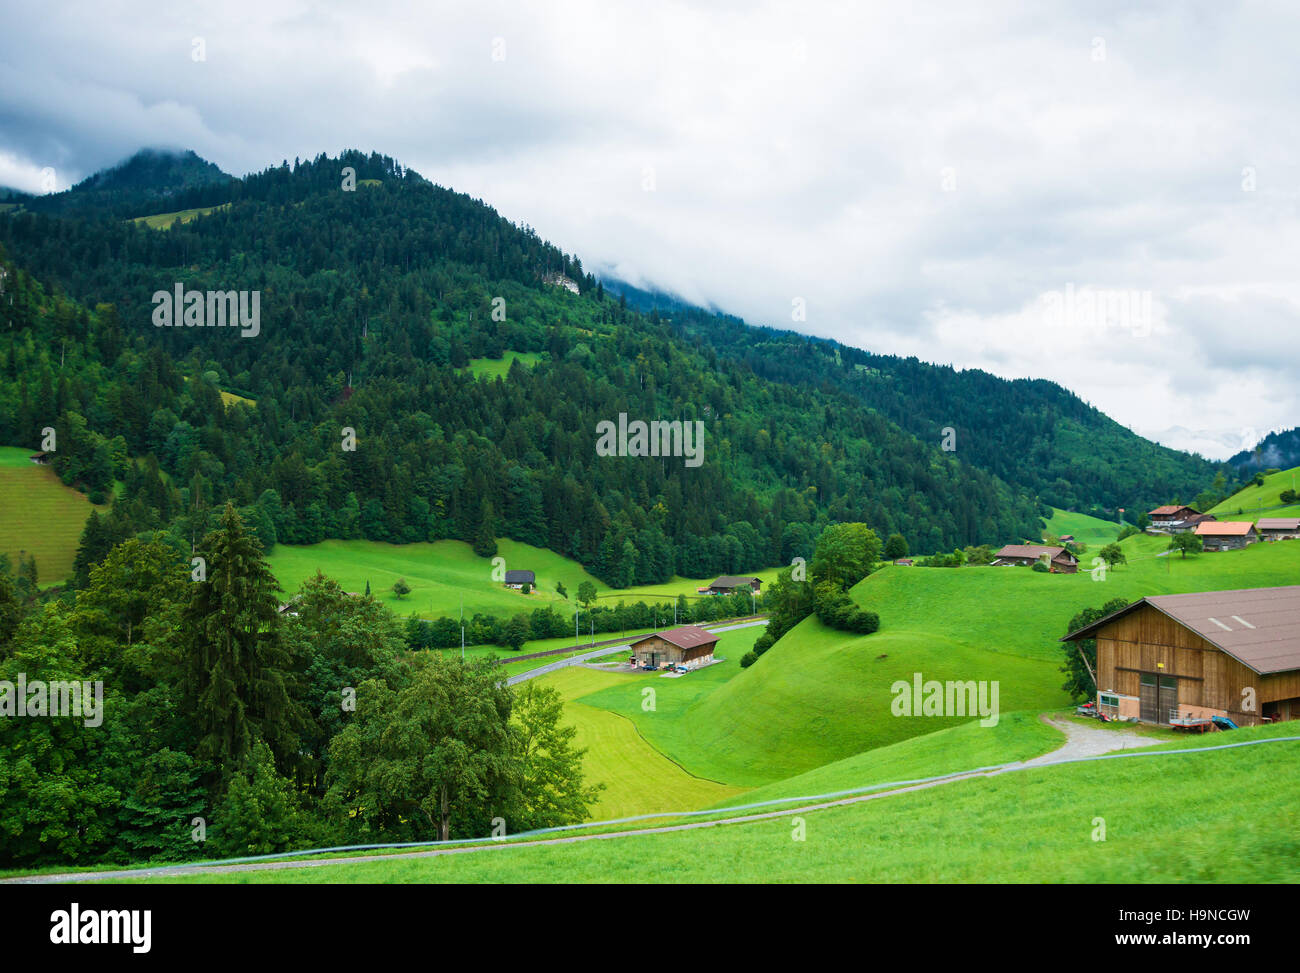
(1194, 521, 1257, 551)
(1257, 518, 1300, 541)
(504, 570, 536, 588)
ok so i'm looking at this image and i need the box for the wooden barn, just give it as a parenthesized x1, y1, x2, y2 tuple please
(1194, 521, 1257, 551)
(629, 625, 719, 670)
(1257, 517, 1300, 541)
(1062, 585, 1300, 726)
(708, 575, 762, 594)
(991, 544, 1078, 573)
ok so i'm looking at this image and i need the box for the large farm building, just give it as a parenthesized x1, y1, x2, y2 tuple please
(1063, 586, 1300, 726)
(629, 625, 719, 670)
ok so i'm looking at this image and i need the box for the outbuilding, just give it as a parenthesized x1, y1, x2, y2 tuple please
(1257, 518, 1300, 541)
(629, 625, 720, 670)
(1194, 521, 1257, 551)
(991, 544, 1079, 573)
(1062, 585, 1300, 726)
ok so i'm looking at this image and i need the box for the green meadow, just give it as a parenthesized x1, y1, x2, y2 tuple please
(266, 536, 776, 619)
(130, 203, 229, 230)
(128, 723, 1300, 884)
(0, 445, 103, 583)
(1040, 507, 1122, 546)
(465, 351, 544, 379)
(1210, 465, 1300, 521)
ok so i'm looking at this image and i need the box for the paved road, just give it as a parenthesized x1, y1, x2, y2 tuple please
(1011, 715, 1162, 768)
(505, 617, 769, 686)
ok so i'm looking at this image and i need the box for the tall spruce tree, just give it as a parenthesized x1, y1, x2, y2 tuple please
(179, 503, 303, 780)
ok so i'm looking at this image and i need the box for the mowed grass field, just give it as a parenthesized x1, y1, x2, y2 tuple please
(266, 536, 777, 619)
(465, 351, 543, 379)
(130, 203, 229, 230)
(1210, 465, 1300, 521)
(137, 722, 1300, 884)
(1040, 507, 1122, 546)
(564, 529, 1300, 788)
(536, 667, 746, 820)
(0, 445, 101, 583)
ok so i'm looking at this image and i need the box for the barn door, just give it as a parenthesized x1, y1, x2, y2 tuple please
(1158, 676, 1179, 722)
(1139, 673, 1158, 722)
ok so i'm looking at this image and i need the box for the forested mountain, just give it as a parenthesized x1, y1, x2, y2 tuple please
(1229, 427, 1300, 473)
(600, 285, 1226, 516)
(0, 149, 1223, 586)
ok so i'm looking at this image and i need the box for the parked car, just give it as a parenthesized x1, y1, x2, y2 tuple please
(673, 665, 689, 674)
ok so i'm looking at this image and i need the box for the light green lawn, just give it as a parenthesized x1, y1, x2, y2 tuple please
(267, 536, 774, 620)
(1041, 507, 1121, 546)
(1210, 465, 1300, 521)
(0, 445, 103, 583)
(130, 203, 229, 230)
(131, 722, 1300, 883)
(465, 351, 543, 379)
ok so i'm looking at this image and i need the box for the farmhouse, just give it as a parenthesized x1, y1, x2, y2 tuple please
(1257, 517, 1300, 541)
(990, 544, 1078, 573)
(1148, 504, 1197, 526)
(1194, 521, 1257, 551)
(1063, 585, 1300, 726)
(708, 575, 762, 594)
(1172, 512, 1218, 533)
(503, 569, 535, 589)
(629, 625, 719, 670)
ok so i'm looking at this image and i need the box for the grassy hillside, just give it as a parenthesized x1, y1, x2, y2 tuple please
(266, 536, 777, 619)
(1040, 507, 1121, 546)
(539, 668, 745, 820)
(130, 203, 229, 229)
(465, 351, 543, 379)
(0, 445, 102, 583)
(1210, 465, 1300, 521)
(571, 531, 1300, 787)
(140, 722, 1300, 883)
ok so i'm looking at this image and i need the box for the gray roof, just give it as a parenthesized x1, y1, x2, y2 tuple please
(1258, 518, 1300, 531)
(711, 575, 760, 588)
(631, 625, 719, 650)
(503, 570, 535, 584)
(1062, 585, 1300, 675)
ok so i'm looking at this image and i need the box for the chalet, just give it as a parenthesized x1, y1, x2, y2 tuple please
(990, 544, 1078, 573)
(1257, 518, 1300, 541)
(708, 575, 762, 594)
(503, 570, 535, 589)
(629, 625, 719, 670)
(28, 452, 50, 465)
(1148, 505, 1198, 526)
(1062, 585, 1300, 726)
(1194, 521, 1257, 551)
(894, 558, 914, 566)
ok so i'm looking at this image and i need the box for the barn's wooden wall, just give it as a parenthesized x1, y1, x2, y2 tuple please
(1095, 603, 1299, 722)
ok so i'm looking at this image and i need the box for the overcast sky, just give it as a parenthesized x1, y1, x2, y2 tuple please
(2, 0, 1296, 460)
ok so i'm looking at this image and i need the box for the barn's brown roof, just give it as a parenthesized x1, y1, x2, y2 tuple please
(1258, 518, 1300, 531)
(1061, 585, 1300, 675)
(994, 544, 1072, 560)
(1195, 521, 1255, 536)
(1149, 505, 1195, 516)
(710, 576, 760, 588)
(632, 625, 720, 650)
